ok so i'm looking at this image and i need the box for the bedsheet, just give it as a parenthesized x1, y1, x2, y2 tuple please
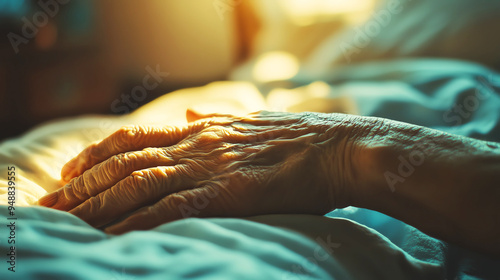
(1, 59, 500, 279)
(0, 206, 441, 279)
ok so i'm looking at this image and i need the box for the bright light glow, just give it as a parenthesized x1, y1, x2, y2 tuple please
(132, 81, 267, 124)
(267, 88, 303, 111)
(253, 51, 299, 83)
(266, 81, 331, 111)
(278, 0, 376, 25)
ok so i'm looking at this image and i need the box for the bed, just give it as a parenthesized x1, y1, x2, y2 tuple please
(2, 0, 500, 279)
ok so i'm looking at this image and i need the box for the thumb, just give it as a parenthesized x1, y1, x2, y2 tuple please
(186, 108, 206, 123)
(186, 108, 235, 123)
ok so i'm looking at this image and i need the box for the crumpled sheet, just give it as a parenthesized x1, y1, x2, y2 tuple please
(0, 206, 440, 279)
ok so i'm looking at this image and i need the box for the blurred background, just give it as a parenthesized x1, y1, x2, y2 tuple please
(2, 0, 500, 141)
(0, 0, 376, 140)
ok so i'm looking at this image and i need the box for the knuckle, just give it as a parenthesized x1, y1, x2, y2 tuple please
(114, 125, 173, 148)
(129, 168, 163, 195)
(145, 167, 168, 184)
(114, 125, 147, 147)
(165, 125, 185, 137)
(60, 181, 82, 203)
(198, 129, 223, 143)
(204, 125, 225, 133)
(142, 147, 164, 161)
(106, 150, 158, 174)
(70, 172, 95, 199)
(87, 195, 104, 213)
(192, 126, 239, 146)
(85, 142, 102, 163)
(105, 153, 128, 175)
(92, 159, 114, 184)
(216, 146, 239, 162)
(117, 125, 139, 139)
(129, 169, 151, 186)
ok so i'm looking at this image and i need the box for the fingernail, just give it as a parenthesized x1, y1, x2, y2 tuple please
(186, 108, 203, 123)
(37, 192, 58, 207)
(61, 160, 78, 182)
(62, 174, 72, 182)
(61, 168, 73, 182)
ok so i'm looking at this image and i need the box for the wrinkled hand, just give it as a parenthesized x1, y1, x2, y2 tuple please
(38, 110, 357, 234)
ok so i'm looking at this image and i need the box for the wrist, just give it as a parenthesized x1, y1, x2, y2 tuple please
(316, 113, 386, 209)
(317, 113, 500, 255)
(329, 116, 427, 209)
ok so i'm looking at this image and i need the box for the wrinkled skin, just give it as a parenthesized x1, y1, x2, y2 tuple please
(38, 110, 358, 234)
(38, 109, 500, 255)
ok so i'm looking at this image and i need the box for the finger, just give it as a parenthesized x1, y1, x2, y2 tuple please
(40, 148, 175, 210)
(186, 108, 205, 122)
(69, 165, 195, 228)
(104, 184, 231, 234)
(61, 125, 188, 182)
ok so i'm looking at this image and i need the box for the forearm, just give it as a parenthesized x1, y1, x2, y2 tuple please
(323, 114, 500, 255)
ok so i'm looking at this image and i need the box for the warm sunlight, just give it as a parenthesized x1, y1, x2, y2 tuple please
(278, 0, 377, 25)
(253, 51, 300, 83)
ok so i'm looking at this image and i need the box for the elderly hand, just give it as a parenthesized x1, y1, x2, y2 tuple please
(37, 108, 500, 255)
(37, 110, 366, 234)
